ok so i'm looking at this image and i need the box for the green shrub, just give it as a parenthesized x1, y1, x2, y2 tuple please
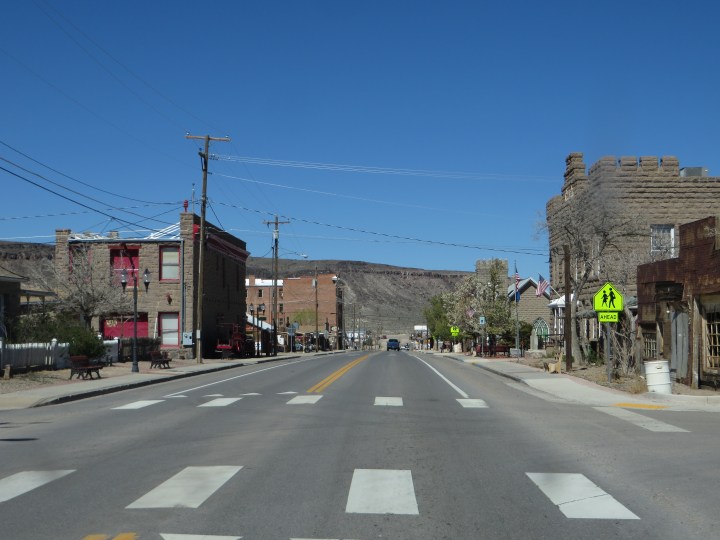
(60, 325, 106, 358)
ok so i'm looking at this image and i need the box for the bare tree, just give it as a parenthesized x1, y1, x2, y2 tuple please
(546, 185, 646, 364)
(30, 245, 131, 329)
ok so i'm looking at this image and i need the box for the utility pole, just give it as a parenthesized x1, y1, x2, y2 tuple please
(263, 215, 289, 356)
(185, 134, 230, 363)
(314, 264, 319, 351)
(564, 244, 573, 372)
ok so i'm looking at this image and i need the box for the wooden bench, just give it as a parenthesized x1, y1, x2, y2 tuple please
(69, 357, 103, 380)
(150, 351, 172, 369)
(493, 344, 511, 356)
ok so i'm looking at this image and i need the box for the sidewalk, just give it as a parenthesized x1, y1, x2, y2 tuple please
(4, 350, 720, 412)
(438, 352, 720, 412)
(0, 353, 309, 411)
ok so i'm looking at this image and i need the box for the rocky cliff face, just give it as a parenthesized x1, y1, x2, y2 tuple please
(247, 258, 470, 334)
(0, 242, 55, 287)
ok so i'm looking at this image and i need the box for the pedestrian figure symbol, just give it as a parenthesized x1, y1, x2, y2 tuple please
(593, 282, 624, 313)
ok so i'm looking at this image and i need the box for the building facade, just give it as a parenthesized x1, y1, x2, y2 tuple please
(547, 153, 720, 350)
(245, 273, 342, 350)
(637, 216, 720, 388)
(55, 212, 249, 358)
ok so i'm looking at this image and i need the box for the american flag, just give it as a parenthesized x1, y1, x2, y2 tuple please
(514, 263, 520, 302)
(536, 274, 549, 297)
(466, 307, 476, 318)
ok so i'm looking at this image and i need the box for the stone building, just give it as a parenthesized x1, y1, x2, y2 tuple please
(246, 273, 342, 350)
(637, 216, 720, 388)
(55, 211, 249, 358)
(546, 153, 720, 349)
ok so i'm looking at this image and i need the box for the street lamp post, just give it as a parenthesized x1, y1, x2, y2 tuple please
(121, 267, 151, 373)
(249, 303, 255, 357)
(258, 303, 266, 356)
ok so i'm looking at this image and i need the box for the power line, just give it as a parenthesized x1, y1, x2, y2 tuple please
(211, 199, 547, 257)
(212, 155, 557, 182)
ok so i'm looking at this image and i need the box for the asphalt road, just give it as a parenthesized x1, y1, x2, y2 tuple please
(1, 350, 717, 539)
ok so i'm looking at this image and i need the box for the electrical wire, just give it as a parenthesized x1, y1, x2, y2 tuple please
(210, 199, 547, 257)
(212, 155, 557, 182)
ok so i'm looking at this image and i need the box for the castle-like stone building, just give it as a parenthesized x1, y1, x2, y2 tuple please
(546, 153, 720, 347)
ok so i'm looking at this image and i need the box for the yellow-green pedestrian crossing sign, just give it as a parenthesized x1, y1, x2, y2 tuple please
(450, 326, 460, 336)
(593, 282, 624, 312)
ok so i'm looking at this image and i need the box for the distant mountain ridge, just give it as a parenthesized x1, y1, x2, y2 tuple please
(0, 242, 470, 334)
(247, 257, 471, 334)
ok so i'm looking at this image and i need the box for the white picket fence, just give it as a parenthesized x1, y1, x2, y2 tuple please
(0, 339, 119, 371)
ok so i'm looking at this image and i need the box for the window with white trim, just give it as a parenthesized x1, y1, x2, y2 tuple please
(651, 224, 675, 259)
(160, 246, 180, 280)
(159, 312, 179, 346)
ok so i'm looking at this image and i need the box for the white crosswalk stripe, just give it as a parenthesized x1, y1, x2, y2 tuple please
(594, 406, 689, 432)
(457, 398, 488, 408)
(127, 466, 243, 509)
(0, 470, 74, 503)
(113, 400, 165, 410)
(374, 396, 403, 406)
(287, 395, 323, 404)
(161, 535, 242, 540)
(199, 398, 243, 407)
(527, 472, 639, 519)
(345, 469, 419, 515)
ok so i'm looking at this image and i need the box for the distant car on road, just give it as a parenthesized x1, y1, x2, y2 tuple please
(387, 339, 400, 351)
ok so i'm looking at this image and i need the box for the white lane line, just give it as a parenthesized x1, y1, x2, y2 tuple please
(241, 393, 262, 396)
(0, 470, 75, 503)
(203, 394, 224, 397)
(287, 395, 323, 404)
(345, 469, 419, 515)
(527, 473, 639, 519)
(199, 398, 243, 407)
(164, 356, 315, 397)
(127, 466, 242, 509)
(457, 398, 488, 408)
(113, 400, 165, 410)
(278, 391, 298, 395)
(413, 355, 468, 398)
(594, 407, 689, 432)
(161, 534, 242, 539)
(374, 397, 403, 406)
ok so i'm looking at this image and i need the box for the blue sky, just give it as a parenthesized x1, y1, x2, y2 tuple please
(2, 1, 718, 277)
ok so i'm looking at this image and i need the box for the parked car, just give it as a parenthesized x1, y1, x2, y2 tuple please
(387, 339, 400, 351)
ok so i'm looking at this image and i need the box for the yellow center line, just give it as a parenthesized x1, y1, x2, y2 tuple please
(308, 354, 370, 393)
(613, 402, 667, 410)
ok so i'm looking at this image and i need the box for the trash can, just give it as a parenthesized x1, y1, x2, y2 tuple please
(644, 360, 671, 394)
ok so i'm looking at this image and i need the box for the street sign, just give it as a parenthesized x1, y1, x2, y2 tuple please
(593, 282, 624, 312)
(598, 312, 619, 323)
(450, 325, 460, 336)
(478, 316, 486, 326)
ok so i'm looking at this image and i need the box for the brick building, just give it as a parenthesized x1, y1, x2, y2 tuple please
(246, 273, 342, 350)
(637, 216, 720, 388)
(55, 211, 249, 358)
(547, 153, 720, 348)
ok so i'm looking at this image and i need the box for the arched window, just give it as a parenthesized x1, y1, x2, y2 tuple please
(533, 318, 550, 349)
